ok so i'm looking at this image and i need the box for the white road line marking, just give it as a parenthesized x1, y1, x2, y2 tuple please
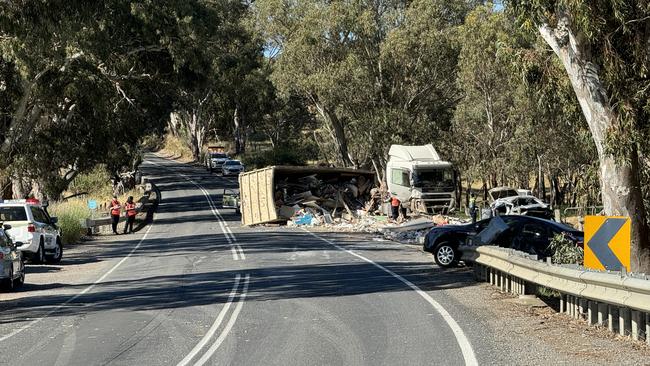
(194, 274, 250, 366)
(304, 230, 478, 366)
(149, 160, 240, 259)
(0, 222, 156, 343)
(176, 275, 242, 366)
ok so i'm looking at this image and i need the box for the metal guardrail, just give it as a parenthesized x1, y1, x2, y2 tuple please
(461, 245, 650, 344)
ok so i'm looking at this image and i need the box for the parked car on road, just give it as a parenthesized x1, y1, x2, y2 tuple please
(0, 201, 62, 264)
(424, 215, 583, 268)
(0, 224, 25, 290)
(222, 160, 245, 176)
(206, 152, 230, 173)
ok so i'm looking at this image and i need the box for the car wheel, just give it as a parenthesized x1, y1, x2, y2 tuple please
(33, 240, 45, 264)
(13, 260, 25, 288)
(433, 241, 459, 268)
(3, 267, 15, 291)
(47, 238, 63, 263)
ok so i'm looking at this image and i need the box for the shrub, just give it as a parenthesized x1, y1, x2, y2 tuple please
(241, 146, 311, 169)
(49, 200, 91, 245)
(549, 233, 584, 265)
(68, 165, 113, 200)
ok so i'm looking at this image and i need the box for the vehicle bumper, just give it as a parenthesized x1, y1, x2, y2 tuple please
(16, 236, 37, 254)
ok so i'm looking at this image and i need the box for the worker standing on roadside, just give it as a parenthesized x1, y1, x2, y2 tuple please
(391, 195, 401, 221)
(123, 196, 137, 234)
(469, 193, 477, 223)
(110, 195, 121, 235)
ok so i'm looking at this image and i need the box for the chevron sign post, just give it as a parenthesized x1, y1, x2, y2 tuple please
(584, 216, 631, 272)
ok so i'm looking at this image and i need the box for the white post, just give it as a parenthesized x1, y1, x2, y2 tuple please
(620, 308, 630, 337)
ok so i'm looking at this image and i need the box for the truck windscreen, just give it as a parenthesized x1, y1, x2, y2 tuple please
(412, 169, 455, 189)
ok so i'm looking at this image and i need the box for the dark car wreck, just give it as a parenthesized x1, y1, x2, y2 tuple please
(423, 215, 583, 268)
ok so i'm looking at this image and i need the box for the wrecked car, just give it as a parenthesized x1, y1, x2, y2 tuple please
(488, 187, 552, 220)
(423, 215, 583, 268)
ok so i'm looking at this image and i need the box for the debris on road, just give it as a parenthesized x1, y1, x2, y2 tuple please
(240, 165, 377, 226)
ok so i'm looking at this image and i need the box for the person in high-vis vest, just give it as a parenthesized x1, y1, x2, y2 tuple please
(390, 196, 401, 221)
(110, 195, 121, 235)
(123, 196, 137, 234)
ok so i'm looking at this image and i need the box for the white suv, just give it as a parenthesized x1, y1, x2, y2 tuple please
(0, 201, 62, 263)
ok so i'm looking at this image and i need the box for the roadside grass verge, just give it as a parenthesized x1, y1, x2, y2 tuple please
(49, 200, 91, 245)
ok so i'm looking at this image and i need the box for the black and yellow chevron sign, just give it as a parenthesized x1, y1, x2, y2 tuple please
(584, 216, 631, 272)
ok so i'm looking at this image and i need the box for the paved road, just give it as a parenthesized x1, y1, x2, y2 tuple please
(2, 155, 633, 366)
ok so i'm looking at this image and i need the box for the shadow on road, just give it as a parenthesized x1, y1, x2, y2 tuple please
(0, 230, 476, 325)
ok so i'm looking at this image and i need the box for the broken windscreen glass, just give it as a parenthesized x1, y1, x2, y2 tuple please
(412, 168, 455, 189)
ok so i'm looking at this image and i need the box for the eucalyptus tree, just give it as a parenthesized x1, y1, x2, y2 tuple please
(506, 0, 650, 271)
(254, 0, 477, 169)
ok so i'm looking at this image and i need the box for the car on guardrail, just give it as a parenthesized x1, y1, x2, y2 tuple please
(424, 215, 583, 268)
(0, 224, 25, 290)
(0, 200, 62, 264)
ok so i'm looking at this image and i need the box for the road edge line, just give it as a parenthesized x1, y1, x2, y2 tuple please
(0, 210, 157, 343)
(304, 230, 478, 366)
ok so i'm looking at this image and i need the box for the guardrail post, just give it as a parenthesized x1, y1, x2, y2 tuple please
(573, 297, 580, 319)
(588, 301, 597, 325)
(489, 268, 494, 285)
(608, 306, 616, 333)
(631, 310, 642, 341)
(559, 294, 565, 314)
(578, 298, 586, 319)
(620, 307, 630, 337)
(646, 313, 650, 345)
(597, 303, 607, 327)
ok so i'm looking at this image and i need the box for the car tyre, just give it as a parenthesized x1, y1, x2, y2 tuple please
(3, 267, 15, 291)
(33, 240, 45, 264)
(433, 241, 459, 268)
(13, 260, 25, 288)
(47, 238, 63, 263)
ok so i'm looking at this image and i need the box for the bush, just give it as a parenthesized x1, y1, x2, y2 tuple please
(549, 233, 584, 265)
(241, 146, 312, 170)
(68, 165, 113, 200)
(49, 200, 91, 245)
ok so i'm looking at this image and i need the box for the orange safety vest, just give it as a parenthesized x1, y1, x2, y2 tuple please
(125, 202, 137, 217)
(391, 197, 400, 207)
(110, 200, 121, 216)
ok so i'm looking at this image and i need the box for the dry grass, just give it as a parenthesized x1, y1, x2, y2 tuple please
(159, 134, 194, 162)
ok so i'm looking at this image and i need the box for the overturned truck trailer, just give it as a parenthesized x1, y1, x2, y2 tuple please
(239, 166, 375, 226)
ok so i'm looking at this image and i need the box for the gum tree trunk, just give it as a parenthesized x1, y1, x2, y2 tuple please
(539, 17, 650, 272)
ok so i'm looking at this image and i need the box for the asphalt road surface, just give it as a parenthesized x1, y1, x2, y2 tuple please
(1, 155, 645, 366)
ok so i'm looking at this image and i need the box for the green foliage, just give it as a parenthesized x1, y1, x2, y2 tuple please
(255, 0, 475, 168)
(549, 233, 584, 265)
(241, 142, 319, 169)
(49, 200, 90, 246)
(68, 166, 113, 200)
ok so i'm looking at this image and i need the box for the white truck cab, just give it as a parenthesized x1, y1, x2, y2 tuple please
(0, 200, 62, 263)
(386, 144, 457, 215)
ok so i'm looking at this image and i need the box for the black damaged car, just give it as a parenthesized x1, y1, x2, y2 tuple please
(423, 215, 584, 268)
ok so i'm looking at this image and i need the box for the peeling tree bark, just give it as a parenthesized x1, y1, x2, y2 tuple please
(539, 18, 650, 272)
